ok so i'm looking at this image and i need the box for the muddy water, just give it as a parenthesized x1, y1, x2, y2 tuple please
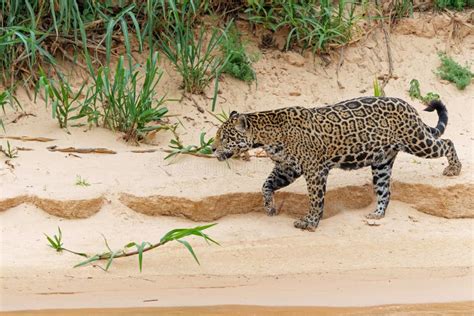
(3, 302, 473, 316)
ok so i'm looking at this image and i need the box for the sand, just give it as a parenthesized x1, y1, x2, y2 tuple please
(1, 13, 473, 314)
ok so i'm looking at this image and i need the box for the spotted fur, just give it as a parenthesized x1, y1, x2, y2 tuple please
(212, 97, 462, 231)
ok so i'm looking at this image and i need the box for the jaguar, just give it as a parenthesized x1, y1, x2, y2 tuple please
(212, 97, 462, 231)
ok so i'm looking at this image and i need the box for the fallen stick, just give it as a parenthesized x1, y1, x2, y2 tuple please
(131, 149, 157, 153)
(47, 146, 117, 154)
(0, 136, 55, 142)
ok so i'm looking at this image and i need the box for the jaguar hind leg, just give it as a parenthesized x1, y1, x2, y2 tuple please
(366, 153, 397, 219)
(262, 162, 302, 216)
(404, 133, 462, 176)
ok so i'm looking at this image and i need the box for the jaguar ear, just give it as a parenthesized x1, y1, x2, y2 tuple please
(229, 111, 238, 119)
(234, 114, 250, 133)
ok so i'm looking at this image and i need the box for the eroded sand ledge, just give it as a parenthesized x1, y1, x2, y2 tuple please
(2, 182, 472, 220)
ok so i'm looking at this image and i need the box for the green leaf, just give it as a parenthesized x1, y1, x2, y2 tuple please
(74, 255, 100, 268)
(177, 239, 200, 265)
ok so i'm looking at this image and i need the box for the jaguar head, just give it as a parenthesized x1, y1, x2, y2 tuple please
(212, 111, 254, 161)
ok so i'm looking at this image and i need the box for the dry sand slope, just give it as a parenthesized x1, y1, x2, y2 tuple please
(1, 15, 473, 312)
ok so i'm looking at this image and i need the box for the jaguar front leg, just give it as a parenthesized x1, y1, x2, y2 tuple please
(262, 162, 302, 216)
(294, 164, 329, 231)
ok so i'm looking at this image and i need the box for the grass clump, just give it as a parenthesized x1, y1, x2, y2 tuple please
(220, 24, 256, 83)
(84, 52, 169, 141)
(245, 0, 357, 53)
(436, 54, 473, 90)
(408, 79, 440, 104)
(0, 0, 149, 89)
(36, 71, 87, 129)
(35, 52, 169, 142)
(158, 2, 230, 95)
(435, 0, 473, 10)
(45, 224, 218, 271)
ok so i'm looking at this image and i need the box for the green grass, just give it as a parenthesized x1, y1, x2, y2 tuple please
(436, 54, 473, 90)
(408, 79, 440, 104)
(373, 77, 384, 97)
(435, 0, 473, 10)
(0, 90, 20, 131)
(245, 0, 357, 53)
(0, 0, 153, 89)
(35, 71, 87, 129)
(45, 224, 218, 271)
(84, 52, 169, 142)
(220, 23, 256, 83)
(157, 2, 230, 96)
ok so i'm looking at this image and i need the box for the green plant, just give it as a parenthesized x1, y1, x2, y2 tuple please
(35, 71, 87, 129)
(75, 175, 90, 187)
(373, 77, 384, 97)
(221, 24, 256, 83)
(165, 131, 214, 160)
(436, 54, 473, 90)
(157, 1, 230, 96)
(245, 0, 358, 53)
(390, 0, 413, 20)
(83, 52, 169, 141)
(0, 140, 18, 158)
(45, 224, 218, 271)
(208, 109, 229, 123)
(435, 0, 472, 10)
(0, 90, 20, 131)
(408, 79, 440, 104)
(0, 0, 153, 89)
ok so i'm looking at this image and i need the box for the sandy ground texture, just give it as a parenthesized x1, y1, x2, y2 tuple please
(1, 14, 473, 313)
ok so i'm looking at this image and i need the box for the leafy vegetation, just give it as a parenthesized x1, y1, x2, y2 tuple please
(0, 0, 150, 89)
(165, 130, 214, 160)
(36, 71, 87, 129)
(435, 0, 473, 10)
(408, 79, 440, 104)
(245, 0, 357, 53)
(157, 2, 230, 95)
(83, 52, 169, 142)
(0, 90, 20, 131)
(221, 24, 256, 83)
(436, 54, 473, 90)
(45, 224, 218, 271)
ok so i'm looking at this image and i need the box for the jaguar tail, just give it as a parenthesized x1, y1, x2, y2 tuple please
(424, 99, 448, 138)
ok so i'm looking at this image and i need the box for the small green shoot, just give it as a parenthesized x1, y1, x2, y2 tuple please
(1, 141, 18, 158)
(373, 77, 384, 97)
(75, 175, 90, 187)
(45, 224, 218, 272)
(45, 227, 63, 252)
(436, 54, 473, 90)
